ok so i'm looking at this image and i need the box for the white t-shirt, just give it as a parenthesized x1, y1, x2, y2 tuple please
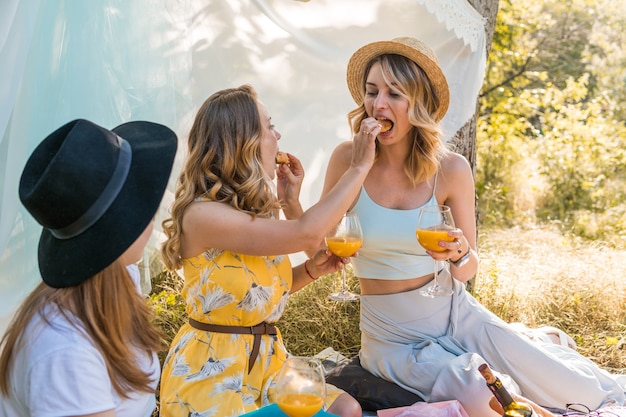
(0, 274, 160, 417)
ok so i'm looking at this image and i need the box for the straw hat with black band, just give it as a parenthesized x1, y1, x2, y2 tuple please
(346, 37, 450, 122)
(19, 119, 177, 288)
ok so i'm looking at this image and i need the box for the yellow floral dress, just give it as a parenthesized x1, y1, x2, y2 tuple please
(159, 249, 342, 417)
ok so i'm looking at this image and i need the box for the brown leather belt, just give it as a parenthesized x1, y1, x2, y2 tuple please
(188, 318, 277, 373)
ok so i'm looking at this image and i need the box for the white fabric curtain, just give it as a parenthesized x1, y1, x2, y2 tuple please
(0, 0, 486, 333)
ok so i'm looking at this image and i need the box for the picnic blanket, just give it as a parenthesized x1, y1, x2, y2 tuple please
(377, 400, 469, 417)
(240, 403, 338, 416)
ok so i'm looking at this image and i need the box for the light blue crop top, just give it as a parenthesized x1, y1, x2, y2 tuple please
(350, 182, 439, 280)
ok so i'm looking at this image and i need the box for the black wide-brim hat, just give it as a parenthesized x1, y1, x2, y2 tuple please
(19, 119, 177, 288)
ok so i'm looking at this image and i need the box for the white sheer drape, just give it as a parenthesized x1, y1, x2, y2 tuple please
(0, 0, 486, 333)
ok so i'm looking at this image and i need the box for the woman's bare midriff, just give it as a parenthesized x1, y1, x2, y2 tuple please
(359, 274, 434, 295)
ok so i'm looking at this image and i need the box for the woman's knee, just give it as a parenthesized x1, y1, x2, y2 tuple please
(327, 393, 362, 417)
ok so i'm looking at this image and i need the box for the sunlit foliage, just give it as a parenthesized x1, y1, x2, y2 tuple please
(477, 0, 626, 245)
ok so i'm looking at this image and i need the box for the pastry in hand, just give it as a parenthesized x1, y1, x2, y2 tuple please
(377, 119, 393, 132)
(275, 151, 290, 165)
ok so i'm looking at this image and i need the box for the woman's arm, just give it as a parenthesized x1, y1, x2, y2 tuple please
(180, 128, 376, 259)
(299, 141, 355, 259)
(440, 152, 479, 282)
(320, 141, 354, 203)
(290, 249, 349, 293)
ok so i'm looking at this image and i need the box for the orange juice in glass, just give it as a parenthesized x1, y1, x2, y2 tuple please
(325, 213, 363, 302)
(415, 205, 456, 297)
(416, 225, 454, 252)
(325, 236, 362, 257)
(276, 392, 324, 417)
(275, 356, 326, 417)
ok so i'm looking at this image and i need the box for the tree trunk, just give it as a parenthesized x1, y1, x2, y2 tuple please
(449, 0, 499, 174)
(450, 0, 499, 291)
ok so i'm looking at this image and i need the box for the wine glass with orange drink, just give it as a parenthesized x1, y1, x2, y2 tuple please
(325, 212, 363, 301)
(415, 205, 455, 297)
(275, 356, 326, 417)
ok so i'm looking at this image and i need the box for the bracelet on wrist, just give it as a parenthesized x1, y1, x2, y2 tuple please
(304, 260, 318, 280)
(450, 249, 471, 267)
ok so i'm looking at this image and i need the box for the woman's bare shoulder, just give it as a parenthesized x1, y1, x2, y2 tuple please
(181, 200, 252, 255)
(322, 140, 354, 196)
(440, 151, 472, 175)
(331, 140, 354, 165)
(183, 200, 240, 231)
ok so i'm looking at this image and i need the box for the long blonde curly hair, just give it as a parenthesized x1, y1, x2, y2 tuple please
(161, 85, 280, 271)
(347, 54, 448, 186)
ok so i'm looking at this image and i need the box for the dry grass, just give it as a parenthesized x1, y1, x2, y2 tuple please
(278, 225, 626, 373)
(474, 225, 626, 372)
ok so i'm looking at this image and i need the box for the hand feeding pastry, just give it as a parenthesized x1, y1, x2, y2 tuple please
(275, 151, 290, 164)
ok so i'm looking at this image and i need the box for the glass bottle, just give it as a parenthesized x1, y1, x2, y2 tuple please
(478, 363, 534, 417)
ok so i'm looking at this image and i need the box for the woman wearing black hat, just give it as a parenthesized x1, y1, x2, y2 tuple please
(158, 84, 375, 417)
(0, 119, 177, 417)
(319, 37, 626, 417)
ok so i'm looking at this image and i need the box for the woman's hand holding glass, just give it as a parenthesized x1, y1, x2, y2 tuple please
(415, 205, 462, 297)
(325, 213, 363, 301)
(307, 249, 351, 276)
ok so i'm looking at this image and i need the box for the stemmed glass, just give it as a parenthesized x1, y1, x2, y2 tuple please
(275, 356, 326, 417)
(415, 205, 455, 297)
(325, 212, 363, 302)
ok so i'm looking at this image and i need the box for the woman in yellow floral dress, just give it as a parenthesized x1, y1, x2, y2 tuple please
(159, 85, 381, 417)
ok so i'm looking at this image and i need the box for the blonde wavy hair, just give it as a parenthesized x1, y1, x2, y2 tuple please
(348, 54, 448, 186)
(0, 260, 163, 397)
(161, 84, 280, 271)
